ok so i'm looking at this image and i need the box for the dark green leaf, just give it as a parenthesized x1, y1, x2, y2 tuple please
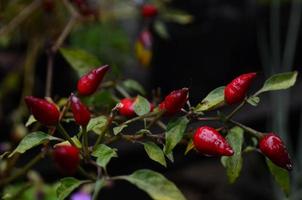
(87, 116, 108, 135)
(133, 95, 151, 116)
(9, 132, 59, 157)
(221, 126, 244, 183)
(164, 117, 189, 155)
(194, 86, 225, 112)
(143, 142, 166, 167)
(122, 79, 146, 95)
(119, 169, 186, 200)
(184, 139, 194, 155)
(258, 71, 298, 94)
(246, 96, 260, 106)
(266, 159, 290, 196)
(56, 178, 88, 200)
(60, 48, 101, 76)
(113, 124, 128, 135)
(92, 144, 118, 169)
(92, 179, 106, 200)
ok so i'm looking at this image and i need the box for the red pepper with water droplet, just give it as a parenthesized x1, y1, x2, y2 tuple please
(70, 93, 91, 126)
(193, 126, 234, 156)
(25, 96, 60, 126)
(259, 133, 293, 171)
(159, 88, 189, 115)
(224, 72, 257, 104)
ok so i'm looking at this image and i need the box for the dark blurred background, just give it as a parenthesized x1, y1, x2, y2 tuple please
(1, 0, 302, 199)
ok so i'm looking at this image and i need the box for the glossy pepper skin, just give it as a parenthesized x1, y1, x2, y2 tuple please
(141, 4, 158, 18)
(118, 97, 154, 117)
(70, 93, 91, 126)
(53, 145, 80, 175)
(259, 133, 293, 171)
(224, 72, 257, 105)
(25, 96, 60, 126)
(159, 88, 189, 115)
(77, 65, 110, 96)
(193, 126, 234, 156)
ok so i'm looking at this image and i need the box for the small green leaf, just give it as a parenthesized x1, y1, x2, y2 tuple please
(163, 9, 193, 24)
(133, 95, 151, 116)
(113, 124, 128, 135)
(246, 96, 260, 106)
(165, 151, 174, 163)
(56, 177, 88, 200)
(164, 116, 189, 155)
(119, 169, 186, 200)
(266, 159, 290, 196)
(221, 126, 244, 183)
(143, 142, 167, 167)
(194, 86, 225, 112)
(92, 179, 106, 200)
(60, 48, 101, 76)
(25, 115, 37, 127)
(87, 116, 108, 135)
(92, 144, 118, 169)
(258, 71, 298, 94)
(9, 132, 59, 157)
(122, 79, 146, 95)
(154, 20, 169, 39)
(184, 139, 194, 155)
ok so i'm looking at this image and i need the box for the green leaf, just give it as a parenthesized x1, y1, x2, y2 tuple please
(83, 90, 117, 109)
(92, 179, 106, 200)
(119, 169, 186, 200)
(154, 20, 169, 39)
(221, 126, 244, 183)
(258, 71, 298, 94)
(122, 79, 146, 95)
(194, 86, 225, 112)
(164, 117, 189, 155)
(184, 139, 194, 155)
(143, 142, 167, 167)
(163, 9, 193, 24)
(246, 96, 260, 106)
(56, 177, 88, 200)
(25, 115, 37, 127)
(133, 95, 151, 116)
(60, 48, 101, 76)
(87, 116, 108, 135)
(92, 144, 118, 169)
(9, 132, 59, 157)
(266, 159, 290, 196)
(165, 151, 174, 163)
(113, 124, 128, 135)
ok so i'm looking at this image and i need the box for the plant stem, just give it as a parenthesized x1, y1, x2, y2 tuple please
(123, 110, 162, 126)
(45, 51, 54, 97)
(57, 123, 76, 146)
(226, 100, 246, 120)
(78, 166, 96, 180)
(93, 115, 115, 150)
(0, 152, 45, 187)
(146, 111, 164, 129)
(229, 119, 263, 139)
(0, 0, 40, 36)
(82, 126, 89, 159)
(51, 16, 78, 53)
(115, 85, 130, 98)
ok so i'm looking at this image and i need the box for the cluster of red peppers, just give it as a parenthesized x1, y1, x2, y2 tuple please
(24, 68, 293, 174)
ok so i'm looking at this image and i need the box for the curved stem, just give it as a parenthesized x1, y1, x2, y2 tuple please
(0, 152, 45, 187)
(229, 119, 263, 139)
(57, 123, 76, 146)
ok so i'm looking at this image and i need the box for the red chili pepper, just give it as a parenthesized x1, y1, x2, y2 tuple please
(193, 126, 234, 156)
(70, 93, 91, 126)
(118, 97, 154, 117)
(141, 4, 158, 18)
(259, 133, 293, 171)
(224, 72, 257, 104)
(159, 88, 189, 115)
(53, 145, 80, 175)
(25, 96, 60, 126)
(77, 65, 110, 96)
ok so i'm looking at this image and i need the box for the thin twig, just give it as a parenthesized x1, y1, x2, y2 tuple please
(0, 0, 40, 36)
(45, 51, 54, 97)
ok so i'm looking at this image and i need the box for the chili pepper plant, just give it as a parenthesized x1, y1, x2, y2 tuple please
(0, 0, 299, 200)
